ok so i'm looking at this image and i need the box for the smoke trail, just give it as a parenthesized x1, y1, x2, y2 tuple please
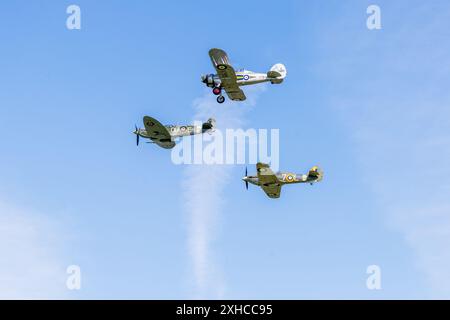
(182, 86, 265, 298)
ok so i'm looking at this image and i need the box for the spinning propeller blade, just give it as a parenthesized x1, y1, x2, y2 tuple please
(135, 125, 140, 146)
(245, 167, 248, 190)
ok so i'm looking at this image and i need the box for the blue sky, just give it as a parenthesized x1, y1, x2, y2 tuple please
(0, 0, 449, 299)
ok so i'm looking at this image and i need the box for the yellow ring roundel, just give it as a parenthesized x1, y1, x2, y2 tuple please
(285, 174, 295, 183)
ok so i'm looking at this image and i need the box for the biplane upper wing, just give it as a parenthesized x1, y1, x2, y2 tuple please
(209, 48, 246, 101)
(209, 48, 231, 68)
(257, 163, 281, 198)
(143, 116, 175, 149)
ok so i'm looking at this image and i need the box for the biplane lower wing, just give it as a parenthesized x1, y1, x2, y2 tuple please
(223, 85, 246, 101)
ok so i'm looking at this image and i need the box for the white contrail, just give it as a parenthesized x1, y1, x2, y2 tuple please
(182, 86, 265, 298)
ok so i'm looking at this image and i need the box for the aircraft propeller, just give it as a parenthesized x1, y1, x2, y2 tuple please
(244, 167, 248, 190)
(135, 125, 140, 146)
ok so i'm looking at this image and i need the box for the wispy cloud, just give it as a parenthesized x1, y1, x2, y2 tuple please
(0, 199, 68, 299)
(182, 86, 265, 298)
(345, 101, 450, 298)
(319, 2, 450, 298)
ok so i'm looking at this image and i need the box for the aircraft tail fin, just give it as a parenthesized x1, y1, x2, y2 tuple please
(267, 63, 287, 84)
(202, 118, 216, 132)
(308, 166, 324, 182)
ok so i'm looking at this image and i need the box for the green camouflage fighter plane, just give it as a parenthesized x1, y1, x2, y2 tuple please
(133, 116, 215, 149)
(243, 163, 324, 199)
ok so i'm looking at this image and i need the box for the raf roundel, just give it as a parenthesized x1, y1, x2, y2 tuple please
(285, 174, 295, 182)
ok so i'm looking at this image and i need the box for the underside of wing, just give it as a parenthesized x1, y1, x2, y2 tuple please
(223, 86, 246, 101)
(143, 116, 171, 140)
(214, 62, 237, 87)
(209, 48, 231, 69)
(261, 185, 281, 199)
(153, 140, 176, 149)
(209, 49, 247, 101)
(257, 163, 279, 185)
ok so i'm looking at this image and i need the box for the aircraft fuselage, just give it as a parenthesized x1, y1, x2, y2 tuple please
(206, 69, 277, 89)
(136, 125, 205, 140)
(243, 172, 318, 187)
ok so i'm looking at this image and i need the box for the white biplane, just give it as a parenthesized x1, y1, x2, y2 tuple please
(201, 48, 287, 104)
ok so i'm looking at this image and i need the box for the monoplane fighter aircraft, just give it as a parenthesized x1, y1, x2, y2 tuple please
(201, 48, 287, 104)
(133, 116, 215, 149)
(242, 163, 323, 199)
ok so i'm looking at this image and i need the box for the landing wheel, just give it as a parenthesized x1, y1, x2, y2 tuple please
(217, 95, 225, 104)
(212, 87, 221, 95)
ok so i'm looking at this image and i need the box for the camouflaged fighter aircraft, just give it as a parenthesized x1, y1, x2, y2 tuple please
(243, 163, 324, 199)
(201, 48, 287, 104)
(133, 116, 215, 149)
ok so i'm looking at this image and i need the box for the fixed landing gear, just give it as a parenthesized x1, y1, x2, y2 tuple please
(217, 95, 225, 104)
(212, 87, 225, 103)
(212, 87, 221, 95)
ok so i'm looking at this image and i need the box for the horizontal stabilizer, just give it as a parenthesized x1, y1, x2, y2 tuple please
(267, 70, 282, 78)
(202, 118, 216, 131)
(268, 63, 287, 84)
(308, 166, 324, 182)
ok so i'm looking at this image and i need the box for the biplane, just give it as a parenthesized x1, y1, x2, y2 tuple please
(201, 48, 287, 103)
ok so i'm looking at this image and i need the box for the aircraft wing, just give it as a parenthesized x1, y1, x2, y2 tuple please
(209, 49, 246, 101)
(153, 140, 176, 149)
(223, 85, 246, 101)
(209, 48, 231, 68)
(256, 163, 279, 185)
(256, 163, 281, 198)
(143, 116, 171, 139)
(261, 184, 281, 199)
(143, 116, 175, 149)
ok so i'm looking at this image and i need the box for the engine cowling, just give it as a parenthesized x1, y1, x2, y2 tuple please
(201, 74, 216, 88)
